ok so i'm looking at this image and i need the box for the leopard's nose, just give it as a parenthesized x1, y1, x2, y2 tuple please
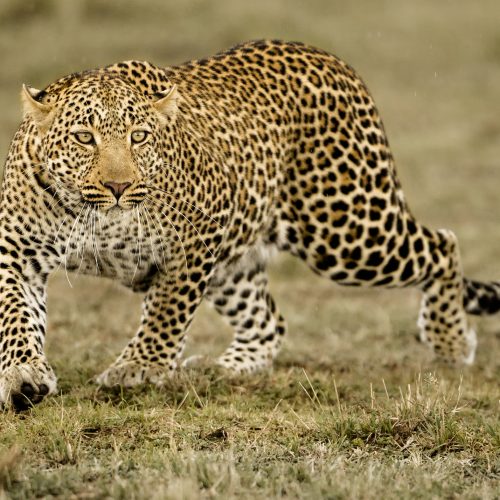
(103, 181, 132, 201)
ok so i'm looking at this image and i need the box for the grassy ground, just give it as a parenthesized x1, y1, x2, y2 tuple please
(0, 0, 499, 498)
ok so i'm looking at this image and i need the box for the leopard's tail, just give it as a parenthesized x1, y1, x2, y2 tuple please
(463, 279, 500, 315)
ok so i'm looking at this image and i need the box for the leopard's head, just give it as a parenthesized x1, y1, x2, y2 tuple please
(22, 71, 177, 213)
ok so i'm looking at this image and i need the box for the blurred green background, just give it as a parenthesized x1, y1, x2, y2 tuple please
(0, 0, 499, 367)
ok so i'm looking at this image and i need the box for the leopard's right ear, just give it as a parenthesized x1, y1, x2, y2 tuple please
(21, 84, 54, 132)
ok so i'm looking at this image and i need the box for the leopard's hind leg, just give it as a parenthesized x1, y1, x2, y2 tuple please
(416, 229, 477, 364)
(203, 250, 286, 374)
(281, 207, 476, 364)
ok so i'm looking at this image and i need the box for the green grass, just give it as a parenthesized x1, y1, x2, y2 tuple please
(1, 363, 498, 498)
(1, 0, 500, 498)
(0, 265, 498, 499)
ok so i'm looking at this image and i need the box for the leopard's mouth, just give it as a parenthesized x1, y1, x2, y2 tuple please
(80, 182, 148, 212)
(80, 198, 144, 213)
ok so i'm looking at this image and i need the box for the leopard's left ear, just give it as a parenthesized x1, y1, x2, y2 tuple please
(21, 84, 54, 132)
(153, 85, 178, 121)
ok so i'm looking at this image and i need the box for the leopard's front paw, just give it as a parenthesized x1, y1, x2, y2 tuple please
(0, 358, 57, 411)
(95, 360, 174, 388)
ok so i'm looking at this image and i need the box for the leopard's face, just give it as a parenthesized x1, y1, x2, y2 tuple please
(23, 73, 177, 213)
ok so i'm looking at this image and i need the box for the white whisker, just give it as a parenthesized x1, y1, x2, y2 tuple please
(90, 209, 101, 274)
(149, 209, 170, 268)
(146, 195, 214, 258)
(131, 206, 144, 284)
(145, 183, 225, 229)
(76, 205, 92, 276)
(144, 199, 189, 278)
(62, 203, 87, 288)
(141, 206, 162, 270)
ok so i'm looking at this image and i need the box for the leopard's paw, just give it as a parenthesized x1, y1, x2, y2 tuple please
(95, 360, 174, 388)
(181, 355, 212, 370)
(0, 358, 57, 411)
(216, 350, 274, 375)
(435, 328, 477, 366)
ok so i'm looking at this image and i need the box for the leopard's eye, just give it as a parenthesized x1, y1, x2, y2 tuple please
(131, 130, 150, 145)
(72, 131, 95, 145)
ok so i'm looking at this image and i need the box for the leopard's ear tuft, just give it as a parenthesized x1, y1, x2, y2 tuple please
(21, 84, 54, 132)
(153, 85, 178, 121)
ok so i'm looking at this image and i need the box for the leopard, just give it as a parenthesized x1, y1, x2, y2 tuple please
(0, 40, 499, 411)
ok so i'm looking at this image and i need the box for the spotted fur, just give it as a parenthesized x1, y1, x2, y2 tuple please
(0, 40, 499, 409)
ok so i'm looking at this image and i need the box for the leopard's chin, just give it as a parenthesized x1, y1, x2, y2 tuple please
(101, 205, 128, 218)
(106, 205, 122, 214)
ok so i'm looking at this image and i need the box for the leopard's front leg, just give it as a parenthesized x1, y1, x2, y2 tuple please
(0, 266, 57, 410)
(96, 269, 208, 388)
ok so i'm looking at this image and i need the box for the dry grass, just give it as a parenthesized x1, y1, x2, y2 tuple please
(0, 0, 499, 498)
